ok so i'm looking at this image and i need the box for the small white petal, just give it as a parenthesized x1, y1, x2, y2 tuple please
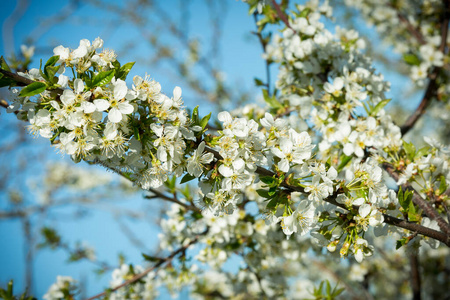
(118, 102, 134, 114)
(108, 108, 122, 123)
(74, 79, 84, 94)
(173, 86, 182, 100)
(94, 99, 110, 111)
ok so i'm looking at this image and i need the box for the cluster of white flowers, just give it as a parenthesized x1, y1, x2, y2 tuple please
(43, 276, 77, 300)
(343, 0, 450, 93)
(6, 16, 409, 266)
(4, 0, 450, 298)
(108, 264, 160, 300)
(8, 38, 210, 193)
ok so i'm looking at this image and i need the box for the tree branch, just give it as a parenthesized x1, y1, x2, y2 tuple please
(145, 189, 200, 212)
(409, 251, 422, 300)
(85, 233, 203, 300)
(2, 61, 449, 245)
(383, 162, 450, 238)
(205, 147, 450, 246)
(0, 68, 34, 86)
(270, 0, 294, 31)
(395, 11, 426, 46)
(400, 4, 449, 135)
(252, 13, 271, 95)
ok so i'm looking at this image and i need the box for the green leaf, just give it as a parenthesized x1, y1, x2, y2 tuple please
(44, 55, 59, 69)
(370, 99, 391, 116)
(398, 186, 404, 207)
(337, 154, 352, 172)
(333, 287, 345, 297)
(44, 65, 60, 84)
(262, 89, 283, 109)
(92, 70, 115, 87)
(266, 197, 278, 209)
(260, 176, 276, 186)
(0, 56, 11, 71)
(403, 53, 421, 66)
(0, 77, 17, 88)
(268, 186, 278, 196)
(116, 62, 135, 80)
(408, 201, 420, 222)
(396, 237, 408, 249)
(254, 78, 265, 87)
(192, 106, 199, 124)
(112, 60, 121, 70)
(180, 173, 196, 184)
(200, 112, 211, 130)
(256, 189, 271, 199)
(43, 55, 60, 82)
(299, 7, 311, 18)
(403, 141, 416, 160)
(415, 146, 430, 158)
(19, 81, 46, 97)
(325, 280, 331, 295)
(164, 176, 177, 191)
(142, 253, 161, 262)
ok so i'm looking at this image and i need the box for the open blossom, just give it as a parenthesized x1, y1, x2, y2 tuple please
(354, 204, 384, 231)
(43, 276, 77, 300)
(352, 238, 373, 263)
(187, 141, 214, 177)
(94, 79, 134, 123)
(281, 198, 316, 237)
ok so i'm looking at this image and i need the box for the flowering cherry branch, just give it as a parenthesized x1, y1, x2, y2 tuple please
(0, 8, 449, 299)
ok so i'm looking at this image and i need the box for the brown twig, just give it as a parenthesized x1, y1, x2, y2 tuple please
(409, 251, 422, 300)
(270, 0, 294, 31)
(400, 4, 449, 135)
(85, 233, 203, 300)
(145, 188, 200, 212)
(205, 147, 450, 246)
(0, 68, 34, 86)
(252, 13, 271, 95)
(395, 12, 426, 46)
(383, 163, 450, 238)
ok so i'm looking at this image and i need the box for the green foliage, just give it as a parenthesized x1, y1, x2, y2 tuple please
(115, 62, 135, 80)
(38, 226, 62, 249)
(310, 280, 344, 300)
(402, 140, 416, 161)
(337, 154, 352, 172)
(403, 53, 421, 66)
(180, 173, 197, 184)
(18, 82, 47, 97)
(0, 281, 36, 300)
(370, 99, 391, 116)
(262, 89, 283, 109)
(42, 55, 60, 83)
(91, 70, 115, 87)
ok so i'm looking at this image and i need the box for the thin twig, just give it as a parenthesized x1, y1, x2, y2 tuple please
(0, 68, 34, 86)
(383, 163, 450, 237)
(145, 189, 200, 212)
(270, 0, 294, 31)
(252, 13, 271, 95)
(409, 251, 422, 300)
(84, 233, 204, 300)
(205, 146, 450, 246)
(400, 4, 449, 135)
(395, 12, 426, 45)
